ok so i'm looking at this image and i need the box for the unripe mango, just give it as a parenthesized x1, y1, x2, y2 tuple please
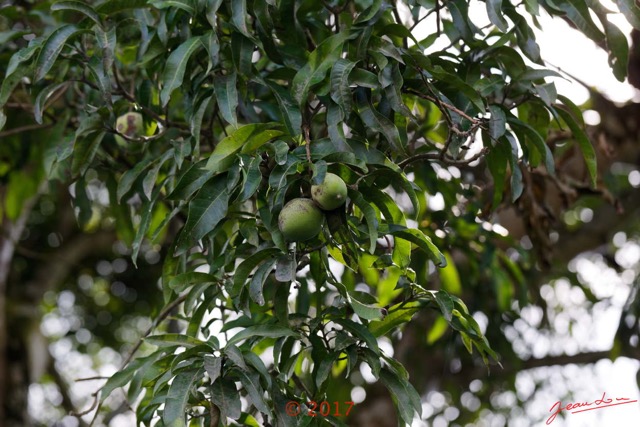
(278, 198, 324, 242)
(311, 173, 347, 210)
(115, 112, 144, 148)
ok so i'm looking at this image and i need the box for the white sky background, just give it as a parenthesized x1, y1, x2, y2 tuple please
(408, 1, 640, 426)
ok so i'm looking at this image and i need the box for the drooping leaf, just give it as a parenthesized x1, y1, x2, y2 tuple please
(226, 324, 299, 346)
(51, 1, 102, 28)
(35, 24, 82, 82)
(213, 71, 238, 127)
(160, 36, 203, 106)
(174, 176, 229, 255)
(163, 369, 201, 426)
(291, 32, 350, 106)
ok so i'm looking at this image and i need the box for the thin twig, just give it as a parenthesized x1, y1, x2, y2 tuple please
(0, 123, 54, 138)
(399, 147, 488, 168)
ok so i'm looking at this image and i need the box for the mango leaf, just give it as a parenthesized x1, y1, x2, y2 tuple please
(211, 378, 242, 421)
(163, 369, 201, 426)
(203, 355, 222, 383)
(370, 301, 421, 337)
(615, 0, 640, 29)
(333, 318, 379, 354)
(174, 176, 229, 255)
(226, 324, 299, 346)
(603, 19, 629, 81)
(35, 24, 82, 82)
(232, 247, 282, 297)
(348, 189, 379, 254)
(487, 0, 509, 32)
(240, 156, 263, 202)
(144, 334, 205, 348)
(354, 88, 404, 154)
(51, 1, 102, 28)
(205, 123, 281, 173)
(160, 36, 203, 106)
(149, 0, 196, 15)
(330, 59, 357, 115)
(379, 368, 422, 425)
(213, 71, 238, 127)
(291, 31, 350, 106)
(262, 79, 302, 136)
(548, 0, 604, 42)
(488, 104, 506, 141)
(555, 105, 597, 186)
(388, 226, 446, 267)
(236, 369, 273, 417)
(167, 160, 214, 201)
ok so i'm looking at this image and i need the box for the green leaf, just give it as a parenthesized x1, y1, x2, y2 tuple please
(211, 378, 242, 421)
(163, 369, 201, 426)
(95, 0, 148, 13)
(263, 79, 302, 136)
(33, 83, 66, 125)
(615, 0, 640, 29)
(379, 368, 422, 425)
(232, 248, 282, 297)
(348, 189, 378, 254)
(291, 32, 350, 106)
(488, 104, 506, 141)
(333, 318, 379, 354)
(507, 116, 555, 174)
(150, 0, 196, 14)
(51, 1, 102, 27)
(603, 19, 629, 81)
(35, 25, 82, 82)
(0, 65, 28, 110)
(117, 156, 156, 202)
(354, 88, 404, 154)
(71, 131, 105, 177)
(226, 324, 299, 346)
(167, 159, 214, 201)
(240, 156, 263, 202)
(203, 354, 222, 383)
(487, 0, 509, 31)
(548, 0, 604, 42)
(231, 33, 254, 75)
(6, 42, 41, 78)
(330, 59, 357, 116)
(555, 107, 597, 186)
(213, 72, 238, 127)
(249, 257, 277, 305)
(504, 132, 524, 202)
(144, 334, 205, 348)
(168, 272, 217, 293)
(100, 354, 154, 402)
(388, 226, 446, 267)
(426, 316, 449, 344)
(174, 176, 229, 255)
(230, 0, 252, 39)
(439, 252, 462, 295)
(370, 301, 421, 337)
(160, 36, 203, 106)
(0, 110, 5, 132)
(236, 369, 273, 417)
(205, 123, 281, 173)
